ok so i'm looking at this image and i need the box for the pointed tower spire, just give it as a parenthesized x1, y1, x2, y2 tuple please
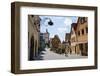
(46, 29, 48, 33)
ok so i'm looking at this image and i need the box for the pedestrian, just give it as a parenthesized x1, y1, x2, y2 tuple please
(65, 47, 68, 57)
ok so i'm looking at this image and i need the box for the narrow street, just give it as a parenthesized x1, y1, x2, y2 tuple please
(28, 15, 88, 61)
(36, 48, 87, 60)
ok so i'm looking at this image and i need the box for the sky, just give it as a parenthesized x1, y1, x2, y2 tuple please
(40, 15, 78, 42)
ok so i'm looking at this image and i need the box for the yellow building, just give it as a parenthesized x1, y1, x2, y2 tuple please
(76, 17, 88, 56)
(70, 17, 88, 56)
(28, 15, 40, 60)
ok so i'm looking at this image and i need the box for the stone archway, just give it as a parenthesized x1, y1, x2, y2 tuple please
(35, 40, 37, 57)
(29, 36, 34, 60)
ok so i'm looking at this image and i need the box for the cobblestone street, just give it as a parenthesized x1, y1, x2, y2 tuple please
(35, 48, 87, 60)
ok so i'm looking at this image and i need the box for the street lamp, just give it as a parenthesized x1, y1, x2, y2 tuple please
(41, 17, 54, 26)
(48, 19, 53, 26)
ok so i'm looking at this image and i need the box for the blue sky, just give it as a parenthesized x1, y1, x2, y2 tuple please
(40, 16, 78, 42)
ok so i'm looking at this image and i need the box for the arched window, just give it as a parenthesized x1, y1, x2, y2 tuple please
(29, 36, 34, 60)
(82, 29, 84, 35)
(35, 40, 37, 57)
(86, 27, 88, 34)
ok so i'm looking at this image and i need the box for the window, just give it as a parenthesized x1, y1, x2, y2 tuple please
(29, 36, 34, 60)
(80, 17, 87, 24)
(34, 22, 36, 25)
(85, 43, 88, 55)
(82, 29, 84, 35)
(83, 17, 86, 22)
(78, 31, 80, 36)
(80, 18, 82, 24)
(81, 18, 84, 24)
(35, 40, 37, 56)
(79, 44, 83, 51)
(80, 18, 84, 24)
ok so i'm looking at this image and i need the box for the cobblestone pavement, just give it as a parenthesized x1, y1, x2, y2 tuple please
(35, 48, 87, 60)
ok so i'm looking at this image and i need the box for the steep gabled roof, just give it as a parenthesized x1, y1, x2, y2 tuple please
(71, 23, 77, 31)
(65, 33, 71, 41)
(70, 23, 77, 35)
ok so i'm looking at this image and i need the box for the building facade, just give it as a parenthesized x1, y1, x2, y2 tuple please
(65, 33, 71, 54)
(70, 17, 88, 56)
(44, 29, 50, 47)
(28, 15, 40, 60)
(40, 29, 50, 50)
(70, 23, 78, 54)
(76, 17, 88, 56)
(40, 33, 46, 51)
(49, 38, 53, 48)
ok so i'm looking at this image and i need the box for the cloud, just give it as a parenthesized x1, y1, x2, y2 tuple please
(50, 34, 54, 38)
(64, 17, 72, 27)
(44, 19, 50, 26)
(57, 28, 66, 33)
